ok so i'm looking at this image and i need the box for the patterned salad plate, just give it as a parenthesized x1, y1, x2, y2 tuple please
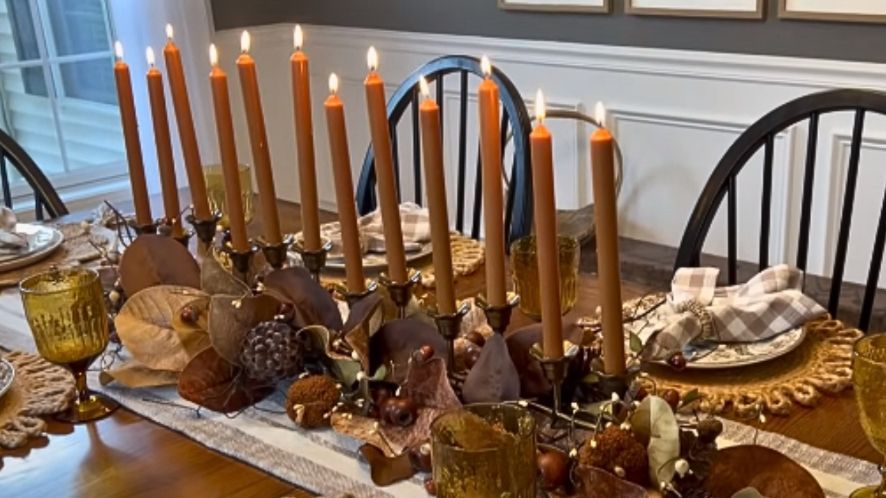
(0, 358, 14, 399)
(664, 327, 807, 370)
(0, 223, 64, 272)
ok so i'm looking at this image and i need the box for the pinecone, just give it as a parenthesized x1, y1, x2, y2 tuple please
(240, 320, 304, 382)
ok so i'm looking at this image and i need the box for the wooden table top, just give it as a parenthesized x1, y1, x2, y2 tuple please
(0, 196, 879, 497)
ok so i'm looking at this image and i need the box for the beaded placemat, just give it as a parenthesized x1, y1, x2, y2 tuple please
(0, 350, 75, 449)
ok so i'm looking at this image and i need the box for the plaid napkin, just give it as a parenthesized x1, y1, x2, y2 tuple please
(319, 202, 430, 258)
(641, 264, 826, 361)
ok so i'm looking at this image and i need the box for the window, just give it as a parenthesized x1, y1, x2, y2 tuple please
(0, 0, 124, 188)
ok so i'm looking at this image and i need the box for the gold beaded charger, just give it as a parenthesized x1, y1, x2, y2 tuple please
(642, 315, 860, 417)
(0, 350, 75, 449)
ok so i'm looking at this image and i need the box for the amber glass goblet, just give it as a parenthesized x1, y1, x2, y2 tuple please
(852, 334, 886, 498)
(204, 163, 254, 228)
(20, 267, 118, 423)
(431, 403, 537, 498)
(511, 235, 580, 320)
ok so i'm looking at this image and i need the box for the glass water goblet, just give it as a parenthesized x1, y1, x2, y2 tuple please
(204, 163, 255, 228)
(431, 403, 537, 498)
(852, 334, 886, 497)
(511, 235, 580, 320)
(20, 267, 118, 423)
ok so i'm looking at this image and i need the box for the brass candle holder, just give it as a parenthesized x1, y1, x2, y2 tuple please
(291, 238, 332, 281)
(226, 244, 258, 282)
(476, 293, 521, 335)
(186, 212, 222, 247)
(129, 220, 157, 236)
(538, 355, 569, 423)
(338, 280, 379, 308)
(258, 234, 294, 270)
(379, 269, 421, 319)
(431, 301, 472, 372)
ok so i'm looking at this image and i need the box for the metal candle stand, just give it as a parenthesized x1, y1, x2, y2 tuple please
(539, 355, 570, 423)
(431, 301, 472, 372)
(477, 293, 521, 335)
(291, 238, 332, 281)
(173, 231, 193, 249)
(341, 280, 379, 308)
(259, 234, 295, 270)
(379, 269, 421, 319)
(129, 220, 157, 237)
(186, 212, 222, 247)
(227, 245, 258, 282)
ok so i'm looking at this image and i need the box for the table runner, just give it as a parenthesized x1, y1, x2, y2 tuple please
(0, 287, 878, 497)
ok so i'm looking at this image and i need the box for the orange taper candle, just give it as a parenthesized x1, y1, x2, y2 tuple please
(236, 30, 282, 245)
(364, 46, 407, 282)
(163, 24, 211, 220)
(418, 76, 456, 315)
(209, 44, 249, 253)
(145, 46, 184, 238)
(529, 90, 563, 359)
(113, 41, 152, 227)
(591, 102, 626, 376)
(324, 73, 365, 293)
(291, 25, 322, 252)
(478, 55, 507, 307)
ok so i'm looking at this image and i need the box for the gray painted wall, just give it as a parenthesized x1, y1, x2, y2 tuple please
(210, 0, 886, 64)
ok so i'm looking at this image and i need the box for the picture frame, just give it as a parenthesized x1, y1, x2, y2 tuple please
(497, 0, 611, 14)
(625, 0, 765, 19)
(778, 0, 886, 23)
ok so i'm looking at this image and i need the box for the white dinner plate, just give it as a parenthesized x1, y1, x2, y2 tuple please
(0, 223, 64, 272)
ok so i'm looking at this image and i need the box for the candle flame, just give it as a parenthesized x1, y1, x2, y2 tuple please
(367, 46, 378, 72)
(419, 76, 430, 99)
(595, 101, 606, 127)
(146, 46, 155, 66)
(240, 30, 251, 54)
(535, 89, 546, 122)
(294, 25, 303, 51)
(165, 23, 174, 41)
(480, 55, 492, 78)
(209, 44, 219, 67)
(114, 41, 124, 60)
(329, 73, 339, 95)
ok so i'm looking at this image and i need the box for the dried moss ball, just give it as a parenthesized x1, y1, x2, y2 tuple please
(578, 425, 649, 486)
(286, 375, 340, 429)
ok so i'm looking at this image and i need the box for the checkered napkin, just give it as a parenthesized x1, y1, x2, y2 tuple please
(641, 264, 826, 361)
(319, 202, 430, 258)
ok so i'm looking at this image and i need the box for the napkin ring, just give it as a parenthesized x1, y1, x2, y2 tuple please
(674, 298, 715, 340)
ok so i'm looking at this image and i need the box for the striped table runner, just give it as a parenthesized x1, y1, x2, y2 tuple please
(0, 288, 878, 497)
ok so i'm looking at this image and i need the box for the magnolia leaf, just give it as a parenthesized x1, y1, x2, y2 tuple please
(114, 285, 210, 372)
(574, 465, 647, 498)
(369, 318, 449, 384)
(178, 347, 273, 413)
(371, 365, 387, 381)
(201, 253, 250, 296)
(263, 267, 343, 331)
(99, 360, 179, 388)
(462, 333, 520, 403)
(331, 358, 363, 387)
(402, 356, 460, 410)
(630, 395, 680, 485)
(732, 488, 768, 498)
(342, 293, 383, 371)
(330, 412, 403, 456)
(207, 293, 281, 365)
(705, 446, 824, 498)
(118, 234, 201, 297)
(359, 444, 416, 486)
(629, 332, 644, 353)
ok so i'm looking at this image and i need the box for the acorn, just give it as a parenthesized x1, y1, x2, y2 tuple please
(632, 386, 649, 403)
(180, 305, 197, 324)
(414, 344, 435, 363)
(661, 389, 681, 412)
(276, 302, 295, 322)
(424, 477, 437, 495)
(696, 417, 723, 443)
(464, 330, 486, 347)
(381, 396, 418, 427)
(537, 448, 570, 491)
(667, 352, 688, 371)
(463, 345, 482, 370)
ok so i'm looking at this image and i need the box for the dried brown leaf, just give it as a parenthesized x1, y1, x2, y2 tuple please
(172, 296, 209, 333)
(263, 267, 342, 330)
(369, 318, 449, 384)
(342, 293, 383, 370)
(574, 465, 648, 498)
(330, 412, 402, 457)
(402, 356, 461, 410)
(99, 360, 179, 388)
(114, 285, 210, 372)
(207, 293, 281, 365)
(178, 347, 273, 413)
(201, 252, 250, 296)
(359, 444, 416, 486)
(118, 235, 200, 296)
(704, 446, 824, 498)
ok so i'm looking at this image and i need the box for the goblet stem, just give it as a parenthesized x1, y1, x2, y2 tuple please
(55, 357, 119, 424)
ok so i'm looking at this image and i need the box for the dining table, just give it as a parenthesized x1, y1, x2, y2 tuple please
(0, 191, 879, 498)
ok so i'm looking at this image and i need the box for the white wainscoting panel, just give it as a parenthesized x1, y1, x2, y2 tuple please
(207, 23, 886, 283)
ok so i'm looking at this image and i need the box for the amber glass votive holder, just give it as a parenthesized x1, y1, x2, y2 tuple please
(431, 403, 537, 498)
(20, 267, 118, 423)
(510, 235, 580, 320)
(204, 163, 255, 228)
